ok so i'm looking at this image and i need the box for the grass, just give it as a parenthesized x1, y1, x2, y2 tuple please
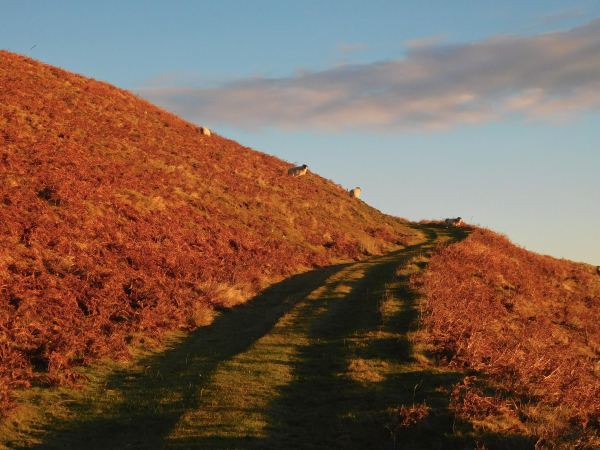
(1, 224, 537, 449)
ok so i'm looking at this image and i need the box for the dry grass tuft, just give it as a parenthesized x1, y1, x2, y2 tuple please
(381, 404, 430, 443)
(346, 358, 388, 383)
(358, 237, 380, 255)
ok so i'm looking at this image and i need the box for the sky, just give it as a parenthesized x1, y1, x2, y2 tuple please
(2, 1, 599, 265)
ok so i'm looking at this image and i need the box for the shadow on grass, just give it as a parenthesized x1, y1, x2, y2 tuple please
(161, 228, 534, 450)
(29, 262, 350, 449)
(30, 225, 534, 450)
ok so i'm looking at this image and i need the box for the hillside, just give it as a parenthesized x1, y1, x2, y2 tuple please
(0, 50, 419, 416)
(414, 228, 600, 448)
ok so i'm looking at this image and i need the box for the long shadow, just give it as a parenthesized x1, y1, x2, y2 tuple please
(169, 226, 534, 449)
(251, 233, 466, 449)
(32, 225, 525, 450)
(163, 230, 428, 448)
(31, 262, 351, 449)
(257, 246, 425, 449)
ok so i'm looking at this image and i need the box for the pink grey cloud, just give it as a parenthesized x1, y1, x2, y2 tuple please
(337, 43, 370, 52)
(540, 8, 587, 25)
(136, 19, 600, 133)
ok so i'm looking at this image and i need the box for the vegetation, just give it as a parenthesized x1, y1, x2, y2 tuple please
(2, 226, 483, 449)
(414, 227, 600, 448)
(0, 50, 418, 417)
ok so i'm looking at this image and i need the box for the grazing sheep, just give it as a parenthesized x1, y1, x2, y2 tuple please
(445, 217, 463, 228)
(288, 164, 308, 177)
(200, 126, 211, 136)
(349, 187, 361, 198)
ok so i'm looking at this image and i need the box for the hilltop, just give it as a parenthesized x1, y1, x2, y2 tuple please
(0, 50, 419, 415)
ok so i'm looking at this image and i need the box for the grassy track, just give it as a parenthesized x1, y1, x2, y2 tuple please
(2, 225, 528, 449)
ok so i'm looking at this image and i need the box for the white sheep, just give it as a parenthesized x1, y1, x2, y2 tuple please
(349, 187, 361, 198)
(288, 164, 308, 177)
(200, 126, 211, 136)
(445, 217, 463, 228)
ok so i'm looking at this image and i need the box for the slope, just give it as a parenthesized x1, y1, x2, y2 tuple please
(415, 228, 600, 448)
(0, 50, 419, 416)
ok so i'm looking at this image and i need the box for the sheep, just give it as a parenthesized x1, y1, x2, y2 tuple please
(288, 164, 308, 177)
(349, 187, 361, 198)
(445, 217, 463, 228)
(200, 126, 211, 136)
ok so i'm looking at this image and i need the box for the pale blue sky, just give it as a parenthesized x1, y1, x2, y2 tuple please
(2, 1, 599, 264)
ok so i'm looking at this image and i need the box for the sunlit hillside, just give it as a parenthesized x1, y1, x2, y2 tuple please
(0, 50, 419, 415)
(413, 228, 600, 447)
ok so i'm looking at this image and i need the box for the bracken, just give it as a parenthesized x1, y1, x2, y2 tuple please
(0, 50, 419, 416)
(414, 228, 600, 446)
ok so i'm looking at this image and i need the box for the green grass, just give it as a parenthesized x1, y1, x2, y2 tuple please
(1, 225, 534, 449)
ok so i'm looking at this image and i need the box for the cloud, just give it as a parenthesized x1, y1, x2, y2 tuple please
(337, 43, 370, 53)
(139, 71, 187, 87)
(135, 19, 600, 133)
(138, 71, 224, 88)
(404, 33, 450, 50)
(540, 8, 587, 25)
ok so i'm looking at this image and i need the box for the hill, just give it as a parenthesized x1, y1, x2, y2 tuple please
(414, 227, 600, 447)
(0, 50, 419, 415)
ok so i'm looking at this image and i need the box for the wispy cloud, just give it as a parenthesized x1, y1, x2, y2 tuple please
(404, 33, 450, 50)
(139, 71, 187, 87)
(540, 8, 587, 25)
(136, 19, 600, 133)
(337, 43, 370, 53)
